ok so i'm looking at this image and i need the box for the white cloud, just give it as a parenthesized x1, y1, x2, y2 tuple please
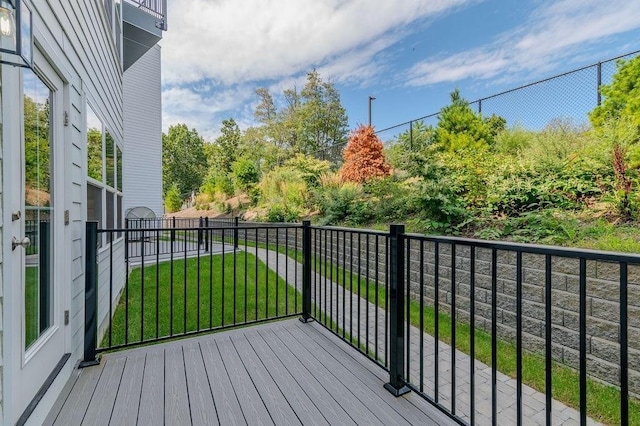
(162, 85, 254, 140)
(161, 0, 478, 86)
(161, 0, 480, 136)
(405, 0, 640, 87)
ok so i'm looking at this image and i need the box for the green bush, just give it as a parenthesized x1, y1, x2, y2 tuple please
(283, 154, 332, 187)
(257, 166, 309, 220)
(264, 203, 300, 222)
(232, 158, 259, 191)
(201, 170, 234, 198)
(315, 182, 373, 226)
(363, 176, 418, 222)
(164, 184, 182, 213)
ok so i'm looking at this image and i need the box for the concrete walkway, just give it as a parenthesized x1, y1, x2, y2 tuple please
(244, 246, 601, 426)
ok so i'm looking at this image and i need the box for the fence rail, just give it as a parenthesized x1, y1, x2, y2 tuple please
(82, 220, 637, 425)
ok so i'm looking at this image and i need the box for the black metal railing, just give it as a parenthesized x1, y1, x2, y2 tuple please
(83, 221, 302, 353)
(125, 217, 238, 260)
(308, 225, 637, 426)
(82, 221, 637, 426)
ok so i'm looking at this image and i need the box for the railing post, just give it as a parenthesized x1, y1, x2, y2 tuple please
(300, 220, 313, 323)
(234, 216, 239, 249)
(80, 221, 100, 367)
(198, 216, 203, 247)
(204, 217, 209, 252)
(171, 216, 176, 242)
(385, 224, 410, 396)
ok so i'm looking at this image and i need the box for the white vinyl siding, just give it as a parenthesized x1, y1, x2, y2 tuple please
(123, 45, 163, 218)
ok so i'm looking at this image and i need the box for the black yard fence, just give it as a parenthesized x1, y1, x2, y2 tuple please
(82, 220, 637, 426)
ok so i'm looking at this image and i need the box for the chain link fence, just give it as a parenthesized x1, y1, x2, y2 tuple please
(312, 50, 640, 165)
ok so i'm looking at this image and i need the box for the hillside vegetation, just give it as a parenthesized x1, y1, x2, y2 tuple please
(163, 57, 640, 252)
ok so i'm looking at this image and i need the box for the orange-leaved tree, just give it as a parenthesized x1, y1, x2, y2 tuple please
(340, 125, 390, 183)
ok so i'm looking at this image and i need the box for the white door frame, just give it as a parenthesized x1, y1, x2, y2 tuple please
(3, 46, 70, 425)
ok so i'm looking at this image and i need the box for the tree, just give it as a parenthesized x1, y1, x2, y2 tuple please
(590, 55, 640, 131)
(396, 120, 435, 151)
(298, 70, 349, 155)
(164, 183, 182, 213)
(232, 158, 259, 191)
(211, 118, 241, 174)
(162, 124, 207, 196)
(434, 89, 505, 152)
(341, 125, 390, 183)
(254, 88, 276, 124)
(252, 70, 349, 157)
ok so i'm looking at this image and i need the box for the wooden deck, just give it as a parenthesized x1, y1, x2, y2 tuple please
(45, 319, 456, 425)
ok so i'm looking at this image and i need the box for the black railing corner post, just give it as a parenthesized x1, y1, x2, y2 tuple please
(198, 216, 204, 247)
(80, 221, 100, 368)
(171, 216, 176, 242)
(385, 223, 410, 396)
(234, 216, 239, 249)
(300, 220, 313, 323)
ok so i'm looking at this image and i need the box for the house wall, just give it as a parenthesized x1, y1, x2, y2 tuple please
(2, 0, 123, 423)
(123, 45, 163, 218)
(97, 239, 126, 343)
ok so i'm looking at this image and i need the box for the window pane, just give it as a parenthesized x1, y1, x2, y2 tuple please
(87, 106, 103, 182)
(117, 194, 123, 237)
(87, 183, 103, 246)
(23, 68, 54, 349)
(105, 130, 115, 187)
(116, 145, 122, 192)
(106, 191, 115, 229)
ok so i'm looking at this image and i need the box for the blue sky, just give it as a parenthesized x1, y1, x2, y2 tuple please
(160, 0, 640, 141)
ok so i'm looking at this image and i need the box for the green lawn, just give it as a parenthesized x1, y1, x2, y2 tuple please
(25, 266, 39, 349)
(104, 252, 301, 347)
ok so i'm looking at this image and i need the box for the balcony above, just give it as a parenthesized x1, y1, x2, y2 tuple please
(123, 0, 167, 71)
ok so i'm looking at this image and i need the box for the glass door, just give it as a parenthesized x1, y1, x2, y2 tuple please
(23, 66, 53, 350)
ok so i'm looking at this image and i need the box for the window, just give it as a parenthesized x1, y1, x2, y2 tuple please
(86, 102, 123, 245)
(116, 146, 122, 192)
(87, 107, 103, 182)
(105, 130, 115, 187)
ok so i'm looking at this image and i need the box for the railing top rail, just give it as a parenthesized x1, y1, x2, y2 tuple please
(98, 224, 303, 233)
(310, 224, 389, 237)
(406, 232, 640, 263)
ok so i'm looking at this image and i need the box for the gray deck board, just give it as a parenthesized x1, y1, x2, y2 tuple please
(297, 321, 457, 425)
(216, 336, 275, 426)
(287, 323, 415, 426)
(48, 319, 457, 426)
(271, 325, 387, 426)
(110, 352, 146, 426)
(137, 347, 164, 425)
(164, 345, 191, 425)
(257, 327, 357, 426)
(52, 359, 104, 426)
(183, 341, 220, 426)
(243, 329, 330, 426)
(230, 333, 302, 426)
(199, 338, 247, 426)
(42, 369, 81, 426)
(83, 356, 126, 425)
